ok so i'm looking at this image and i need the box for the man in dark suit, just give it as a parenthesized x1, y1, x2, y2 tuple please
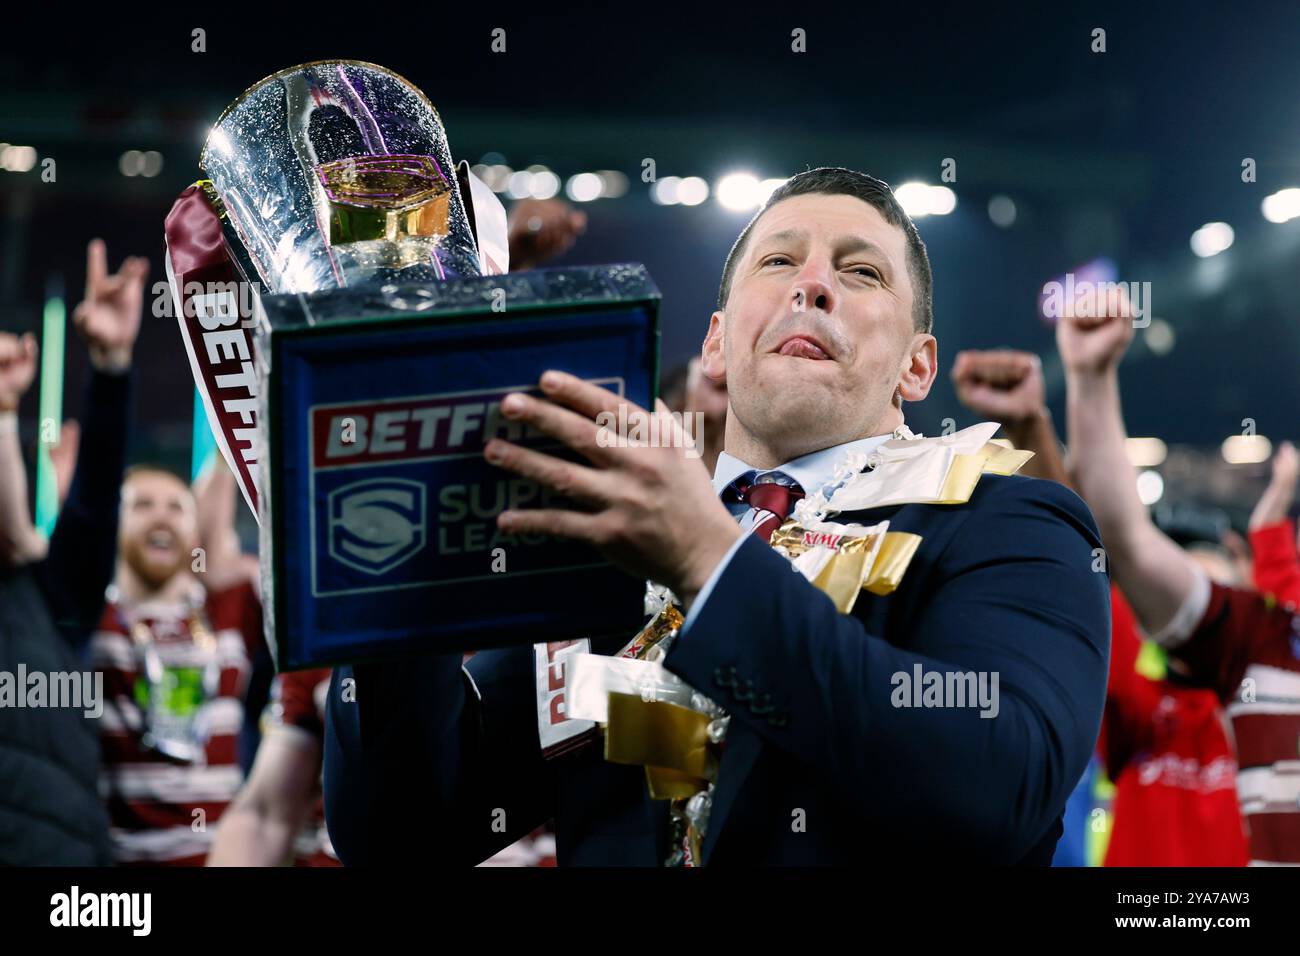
(323, 167, 1111, 866)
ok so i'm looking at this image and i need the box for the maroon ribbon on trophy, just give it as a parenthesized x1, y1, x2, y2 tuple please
(164, 183, 261, 521)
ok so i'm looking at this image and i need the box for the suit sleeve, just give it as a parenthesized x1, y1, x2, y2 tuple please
(663, 477, 1111, 863)
(323, 645, 555, 866)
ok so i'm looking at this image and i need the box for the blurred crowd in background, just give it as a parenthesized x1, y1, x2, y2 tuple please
(2, 194, 1298, 867)
(4, 8, 1300, 868)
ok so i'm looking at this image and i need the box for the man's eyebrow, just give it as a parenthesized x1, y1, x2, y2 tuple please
(837, 235, 899, 278)
(751, 228, 808, 250)
(836, 235, 891, 260)
(752, 229, 896, 270)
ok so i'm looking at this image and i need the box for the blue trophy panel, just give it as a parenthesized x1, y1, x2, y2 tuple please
(271, 305, 656, 669)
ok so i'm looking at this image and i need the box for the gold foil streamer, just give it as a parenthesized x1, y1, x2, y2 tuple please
(824, 422, 1025, 512)
(646, 767, 707, 801)
(863, 532, 923, 596)
(774, 519, 923, 605)
(605, 693, 715, 780)
(934, 443, 1036, 501)
(979, 442, 1036, 476)
(936, 453, 986, 504)
(811, 549, 871, 613)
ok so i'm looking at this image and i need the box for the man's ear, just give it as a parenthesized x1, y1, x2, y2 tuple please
(898, 333, 938, 402)
(700, 310, 727, 385)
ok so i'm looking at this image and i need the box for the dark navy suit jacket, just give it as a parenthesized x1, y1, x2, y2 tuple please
(323, 472, 1110, 865)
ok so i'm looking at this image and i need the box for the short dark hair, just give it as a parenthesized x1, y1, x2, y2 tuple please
(716, 167, 934, 334)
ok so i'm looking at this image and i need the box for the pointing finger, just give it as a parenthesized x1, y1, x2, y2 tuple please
(86, 239, 107, 293)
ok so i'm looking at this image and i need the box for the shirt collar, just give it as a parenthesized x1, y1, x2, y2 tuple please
(711, 432, 896, 498)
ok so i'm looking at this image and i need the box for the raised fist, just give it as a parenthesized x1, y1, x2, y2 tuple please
(1055, 284, 1136, 377)
(951, 349, 1047, 426)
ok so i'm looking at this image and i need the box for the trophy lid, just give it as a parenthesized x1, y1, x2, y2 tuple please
(202, 60, 481, 294)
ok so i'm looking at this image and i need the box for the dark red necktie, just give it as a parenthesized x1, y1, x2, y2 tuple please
(733, 476, 805, 543)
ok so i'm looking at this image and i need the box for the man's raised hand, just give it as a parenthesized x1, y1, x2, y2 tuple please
(1250, 440, 1300, 531)
(0, 332, 38, 413)
(951, 350, 1047, 427)
(1269, 440, 1299, 492)
(72, 239, 148, 373)
(1056, 285, 1136, 377)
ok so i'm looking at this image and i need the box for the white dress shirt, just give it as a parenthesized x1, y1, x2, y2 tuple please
(681, 432, 895, 633)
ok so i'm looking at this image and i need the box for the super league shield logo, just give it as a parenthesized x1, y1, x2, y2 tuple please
(327, 478, 427, 575)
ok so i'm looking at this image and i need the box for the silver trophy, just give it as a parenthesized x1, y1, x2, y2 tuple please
(201, 59, 482, 293)
(167, 60, 658, 670)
